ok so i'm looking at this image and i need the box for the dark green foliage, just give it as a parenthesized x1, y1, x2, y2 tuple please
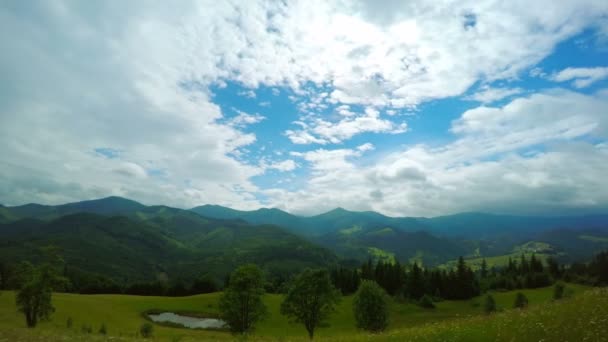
(553, 282, 565, 300)
(513, 292, 528, 309)
(15, 248, 68, 328)
(99, 323, 107, 335)
(480, 258, 488, 278)
(66, 317, 73, 328)
(406, 262, 425, 299)
(484, 294, 496, 314)
(219, 264, 267, 334)
(140, 322, 153, 338)
(281, 268, 341, 339)
(418, 294, 435, 309)
(353, 280, 389, 332)
(330, 266, 361, 295)
(81, 324, 92, 334)
(190, 275, 219, 294)
(0, 209, 336, 290)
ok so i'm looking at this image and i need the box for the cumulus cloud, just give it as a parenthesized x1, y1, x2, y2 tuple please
(228, 110, 266, 127)
(265, 160, 298, 172)
(550, 67, 608, 88)
(1, 0, 608, 216)
(266, 90, 608, 216)
(467, 87, 524, 103)
(286, 107, 407, 144)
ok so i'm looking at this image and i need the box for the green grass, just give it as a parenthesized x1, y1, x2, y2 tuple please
(0, 284, 597, 341)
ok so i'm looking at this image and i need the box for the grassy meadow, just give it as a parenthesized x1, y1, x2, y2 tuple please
(1, 283, 605, 341)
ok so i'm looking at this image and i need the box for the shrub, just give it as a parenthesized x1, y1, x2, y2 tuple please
(353, 280, 389, 332)
(484, 294, 496, 314)
(66, 317, 73, 328)
(513, 292, 528, 309)
(140, 322, 154, 338)
(99, 323, 107, 335)
(553, 282, 565, 300)
(418, 294, 436, 309)
(81, 324, 92, 334)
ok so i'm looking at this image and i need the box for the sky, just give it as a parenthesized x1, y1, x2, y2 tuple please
(1, 0, 608, 217)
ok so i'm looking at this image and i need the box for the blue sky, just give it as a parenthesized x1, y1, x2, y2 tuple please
(1, 1, 608, 216)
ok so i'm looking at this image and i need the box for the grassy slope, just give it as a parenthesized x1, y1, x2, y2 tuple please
(0, 284, 596, 341)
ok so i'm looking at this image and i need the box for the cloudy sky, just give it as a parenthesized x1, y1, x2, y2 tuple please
(1, 0, 608, 217)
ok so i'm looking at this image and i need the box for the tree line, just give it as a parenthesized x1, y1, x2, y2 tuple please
(331, 252, 608, 302)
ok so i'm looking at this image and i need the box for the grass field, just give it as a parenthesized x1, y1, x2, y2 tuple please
(0, 284, 601, 341)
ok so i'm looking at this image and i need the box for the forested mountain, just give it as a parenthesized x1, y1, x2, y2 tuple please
(2, 196, 608, 284)
(0, 204, 336, 285)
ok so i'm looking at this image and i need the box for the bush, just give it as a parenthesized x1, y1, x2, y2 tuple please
(353, 280, 389, 332)
(553, 282, 565, 300)
(513, 292, 528, 309)
(66, 317, 73, 328)
(81, 324, 92, 334)
(418, 294, 435, 309)
(140, 322, 154, 338)
(484, 294, 496, 314)
(99, 323, 107, 335)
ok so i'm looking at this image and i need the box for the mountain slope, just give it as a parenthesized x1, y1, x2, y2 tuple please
(0, 211, 336, 283)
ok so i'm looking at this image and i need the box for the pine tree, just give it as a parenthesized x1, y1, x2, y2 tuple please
(484, 294, 496, 314)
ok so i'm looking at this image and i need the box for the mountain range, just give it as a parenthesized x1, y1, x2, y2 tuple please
(2, 196, 608, 284)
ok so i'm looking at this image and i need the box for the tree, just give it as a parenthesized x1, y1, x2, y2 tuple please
(219, 264, 267, 334)
(405, 262, 425, 299)
(281, 269, 341, 339)
(553, 282, 565, 300)
(15, 247, 67, 328)
(484, 294, 496, 314)
(480, 259, 488, 278)
(353, 280, 389, 332)
(513, 292, 528, 309)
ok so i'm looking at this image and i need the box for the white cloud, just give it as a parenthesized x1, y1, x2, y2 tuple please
(266, 160, 298, 172)
(1, 1, 608, 215)
(237, 90, 256, 99)
(467, 87, 524, 103)
(286, 107, 407, 144)
(551, 67, 608, 88)
(228, 110, 265, 127)
(266, 90, 608, 216)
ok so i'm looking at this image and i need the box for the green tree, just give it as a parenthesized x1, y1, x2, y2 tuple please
(553, 282, 565, 300)
(281, 269, 341, 339)
(16, 247, 67, 328)
(480, 259, 488, 278)
(353, 280, 389, 332)
(484, 294, 496, 314)
(219, 264, 267, 334)
(513, 292, 528, 309)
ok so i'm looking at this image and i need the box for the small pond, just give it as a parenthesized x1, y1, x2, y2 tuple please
(148, 312, 227, 329)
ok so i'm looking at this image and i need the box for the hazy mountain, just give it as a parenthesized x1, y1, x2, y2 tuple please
(191, 204, 608, 240)
(419, 212, 608, 239)
(1, 196, 146, 222)
(3, 197, 608, 271)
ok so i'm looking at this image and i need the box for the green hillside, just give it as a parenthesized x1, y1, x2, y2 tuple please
(317, 226, 468, 265)
(0, 212, 336, 284)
